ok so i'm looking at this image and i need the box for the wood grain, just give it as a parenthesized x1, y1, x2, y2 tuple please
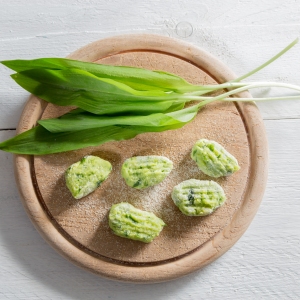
(14, 34, 268, 282)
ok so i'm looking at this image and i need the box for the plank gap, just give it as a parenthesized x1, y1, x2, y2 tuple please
(0, 128, 16, 131)
(264, 117, 300, 121)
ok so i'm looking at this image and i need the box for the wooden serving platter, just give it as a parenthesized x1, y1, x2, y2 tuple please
(14, 34, 268, 283)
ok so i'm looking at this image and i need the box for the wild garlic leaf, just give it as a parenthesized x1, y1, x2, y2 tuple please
(0, 125, 138, 155)
(11, 68, 186, 115)
(38, 112, 179, 132)
(2, 58, 198, 92)
(0, 122, 188, 155)
(38, 103, 199, 133)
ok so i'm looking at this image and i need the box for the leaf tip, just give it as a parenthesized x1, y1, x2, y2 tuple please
(0, 60, 9, 67)
(0, 59, 17, 68)
(10, 73, 18, 80)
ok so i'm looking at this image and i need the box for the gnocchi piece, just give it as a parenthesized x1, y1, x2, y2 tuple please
(171, 179, 226, 216)
(109, 202, 165, 243)
(191, 139, 240, 177)
(121, 155, 173, 189)
(65, 155, 112, 199)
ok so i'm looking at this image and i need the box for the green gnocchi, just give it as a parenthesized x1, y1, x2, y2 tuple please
(109, 202, 165, 243)
(121, 155, 173, 189)
(191, 139, 240, 177)
(171, 179, 226, 216)
(65, 155, 112, 199)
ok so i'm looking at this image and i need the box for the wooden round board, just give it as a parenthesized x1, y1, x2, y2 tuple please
(14, 34, 268, 283)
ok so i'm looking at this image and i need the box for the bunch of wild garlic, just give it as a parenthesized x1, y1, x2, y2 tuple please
(0, 39, 299, 155)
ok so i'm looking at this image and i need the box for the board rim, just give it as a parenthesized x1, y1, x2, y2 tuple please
(14, 33, 268, 283)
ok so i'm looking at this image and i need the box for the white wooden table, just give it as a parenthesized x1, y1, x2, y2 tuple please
(1, 1, 300, 299)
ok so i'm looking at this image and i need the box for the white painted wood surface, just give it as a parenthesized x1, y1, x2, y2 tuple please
(0, 0, 299, 298)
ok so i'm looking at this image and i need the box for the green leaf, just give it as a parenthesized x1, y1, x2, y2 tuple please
(38, 112, 174, 132)
(2, 58, 198, 92)
(0, 125, 138, 155)
(0, 121, 188, 155)
(38, 103, 199, 133)
(11, 68, 186, 115)
(166, 104, 200, 122)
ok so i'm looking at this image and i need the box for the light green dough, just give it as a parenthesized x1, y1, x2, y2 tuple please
(191, 139, 240, 177)
(121, 155, 173, 189)
(171, 179, 226, 216)
(65, 155, 112, 199)
(109, 202, 165, 243)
